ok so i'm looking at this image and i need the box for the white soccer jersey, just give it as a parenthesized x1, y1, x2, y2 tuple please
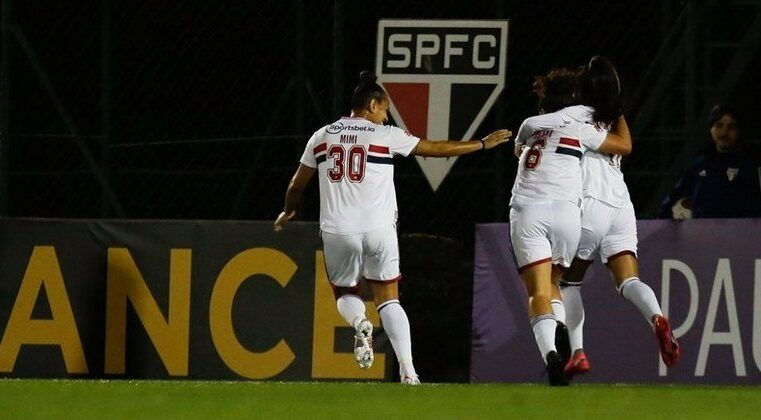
(510, 106, 607, 205)
(300, 117, 420, 234)
(567, 106, 632, 208)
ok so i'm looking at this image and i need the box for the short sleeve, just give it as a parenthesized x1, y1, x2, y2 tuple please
(578, 122, 608, 152)
(384, 125, 420, 157)
(515, 119, 534, 146)
(299, 132, 320, 168)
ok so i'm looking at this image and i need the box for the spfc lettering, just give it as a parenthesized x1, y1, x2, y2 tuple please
(383, 30, 501, 75)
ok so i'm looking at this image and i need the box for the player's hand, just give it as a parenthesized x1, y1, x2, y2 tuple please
(481, 129, 512, 149)
(273, 210, 296, 232)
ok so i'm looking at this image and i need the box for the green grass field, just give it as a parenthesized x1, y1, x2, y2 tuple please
(0, 380, 758, 419)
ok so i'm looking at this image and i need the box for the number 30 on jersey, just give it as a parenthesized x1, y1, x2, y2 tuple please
(327, 145, 366, 182)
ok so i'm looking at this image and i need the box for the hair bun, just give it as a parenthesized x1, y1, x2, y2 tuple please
(359, 70, 378, 84)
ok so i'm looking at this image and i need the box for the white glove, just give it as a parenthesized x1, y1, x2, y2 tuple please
(671, 198, 693, 220)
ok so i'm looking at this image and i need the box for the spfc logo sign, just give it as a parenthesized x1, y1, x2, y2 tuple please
(376, 19, 509, 190)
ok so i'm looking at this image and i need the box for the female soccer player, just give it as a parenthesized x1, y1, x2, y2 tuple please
(559, 56, 680, 378)
(274, 71, 510, 384)
(510, 67, 632, 386)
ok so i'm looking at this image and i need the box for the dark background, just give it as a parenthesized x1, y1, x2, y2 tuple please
(1, 0, 760, 381)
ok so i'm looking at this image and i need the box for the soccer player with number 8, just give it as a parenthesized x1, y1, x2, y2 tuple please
(509, 66, 632, 385)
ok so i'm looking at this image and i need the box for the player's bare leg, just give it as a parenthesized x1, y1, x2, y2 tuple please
(522, 261, 553, 319)
(521, 261, 568, 386)
(371, 281, 419, 384)
(560, 258, 593, 377)
(606, 251, 639, 281)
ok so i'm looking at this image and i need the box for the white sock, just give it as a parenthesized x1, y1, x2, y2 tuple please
(378, 300, 416, 377)
(530, 314, 557, 363)
(560, 282, 585, 352)
(551, 299, 566, 324)
(619, 277, 663, 325)
(337, 294, 366, 330)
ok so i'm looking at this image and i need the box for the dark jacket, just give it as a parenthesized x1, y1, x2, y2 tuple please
(659, 147, 761, 218)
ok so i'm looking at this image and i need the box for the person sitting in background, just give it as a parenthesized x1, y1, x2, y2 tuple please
(659, 104, 761, 219)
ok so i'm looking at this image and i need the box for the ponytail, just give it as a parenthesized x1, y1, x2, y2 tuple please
(581, 56, 623, 126)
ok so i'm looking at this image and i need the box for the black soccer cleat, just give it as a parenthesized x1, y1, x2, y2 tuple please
(546, 351, 570, 386)
(555, 321, 572, 368)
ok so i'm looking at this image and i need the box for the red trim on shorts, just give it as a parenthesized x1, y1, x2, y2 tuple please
(313, 143, 327, 154)
(605, 250, 636, 263)
(559, 137, 580, 147)
(369, 144, 390, 154)
(518, 257, 553, 273)
(329, 284, 360, 299)
(329, 283, 359, 292)
(364, 274, 402, 284)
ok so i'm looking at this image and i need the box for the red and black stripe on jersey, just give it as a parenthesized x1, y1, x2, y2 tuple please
(314, 143, 328, 164)
(555, 137, 582, 159)
(367, 144, 393, 165)
(314, 143, 393, 165)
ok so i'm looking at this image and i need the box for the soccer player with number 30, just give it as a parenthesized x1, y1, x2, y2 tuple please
(274, 71, 510, 384)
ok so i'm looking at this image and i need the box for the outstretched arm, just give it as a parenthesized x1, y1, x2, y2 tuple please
(412, 129, 512, 157)
(274, 164, 317, 231)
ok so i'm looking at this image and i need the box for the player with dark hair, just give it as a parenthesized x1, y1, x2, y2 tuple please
(510, 66, 632, 386)
(274, 71, 511, 384)
(560, 56, 680, 378)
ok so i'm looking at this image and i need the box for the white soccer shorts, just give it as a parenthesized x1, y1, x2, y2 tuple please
(576, 197, 638, 264)
(321, 225, 401, 288)
(509, 200, 581, 270)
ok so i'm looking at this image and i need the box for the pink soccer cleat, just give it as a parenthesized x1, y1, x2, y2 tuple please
(564, 350, 590, 379)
